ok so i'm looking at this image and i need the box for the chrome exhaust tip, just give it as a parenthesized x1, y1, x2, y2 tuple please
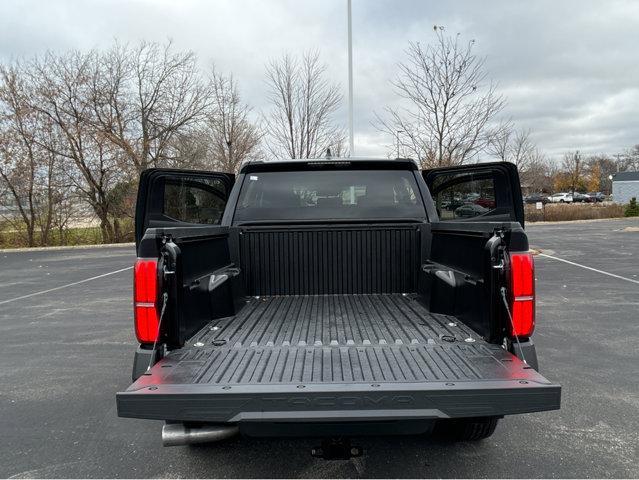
(162, 423, 239, 447)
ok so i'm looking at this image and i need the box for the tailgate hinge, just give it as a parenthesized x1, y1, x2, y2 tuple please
(160, 235, 178, 279)
(486, 229, 506, 270)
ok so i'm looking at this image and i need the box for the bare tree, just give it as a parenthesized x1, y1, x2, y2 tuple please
(377, 27, 506, 167)
(168, 130, 210, 170)
(620, 145, 639, 171)
(0, 64, 59, 246)
(488, 126, 536, 170)
(486, 122, 512, 162)
(0, 66, 38, 246)
(1, 41, 262, 246)
(91, 41, 211, 173)
(32, 120, 63, 245)
(0, 130, 39, 246)
(29, 51, 123, 243)
(520, 149, 554, 193)
(263, 51, 345, 159)
(204, 69, 261, 172)
(560, 150, 584, 194)
(510, 130, 535, 169)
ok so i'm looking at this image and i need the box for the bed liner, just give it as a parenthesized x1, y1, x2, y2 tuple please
(117, 294, 561, 422)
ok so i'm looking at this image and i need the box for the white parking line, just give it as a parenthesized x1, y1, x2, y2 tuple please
(538, 253, 639, 285)
(0, 266, 133, 306)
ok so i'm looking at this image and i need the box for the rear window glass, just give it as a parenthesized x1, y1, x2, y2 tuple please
(234, 170, 426, 222)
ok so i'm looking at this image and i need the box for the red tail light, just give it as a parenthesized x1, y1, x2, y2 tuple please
(134, 258, 159, 343)
(509, 252, 535, 338)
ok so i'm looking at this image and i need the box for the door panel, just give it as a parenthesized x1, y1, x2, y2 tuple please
(135, 169, 235, 246)
(423, 162, 525, 226)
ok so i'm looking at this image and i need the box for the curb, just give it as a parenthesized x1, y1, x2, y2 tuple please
(527, 217, 638, 225)
(0, 242, 135, 253)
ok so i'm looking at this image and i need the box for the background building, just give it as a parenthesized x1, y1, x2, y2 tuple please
(611, 171, 639, 203)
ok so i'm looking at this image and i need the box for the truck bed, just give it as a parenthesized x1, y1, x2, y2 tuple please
(117, 294, 561, 422)
(172, 294, 494, 384)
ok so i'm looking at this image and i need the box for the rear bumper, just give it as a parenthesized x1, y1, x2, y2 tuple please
(117, 379, 561, 423)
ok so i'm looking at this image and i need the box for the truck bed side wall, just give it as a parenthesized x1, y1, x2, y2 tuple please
(422, 221, 528, 342)
(140, 226, 245, 347)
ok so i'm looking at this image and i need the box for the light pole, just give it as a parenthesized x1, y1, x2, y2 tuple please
(347, 0, 354, 156)
(609, 174, 614, 198)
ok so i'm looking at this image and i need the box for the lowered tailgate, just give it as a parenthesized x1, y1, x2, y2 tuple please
(117, 294, 560, 422)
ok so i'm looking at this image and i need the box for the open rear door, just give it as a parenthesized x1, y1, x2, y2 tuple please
(423, 162, 525, 227)
(135, 168, 235, 247)
(130, 168, 235, 378)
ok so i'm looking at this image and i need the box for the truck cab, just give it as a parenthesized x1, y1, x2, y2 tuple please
(117, 158, 560, 447)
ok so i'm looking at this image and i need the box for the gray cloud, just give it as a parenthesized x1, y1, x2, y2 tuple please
(1, 0, 637, 161)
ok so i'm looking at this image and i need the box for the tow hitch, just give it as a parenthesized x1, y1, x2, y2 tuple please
(311, 438, 363, 460)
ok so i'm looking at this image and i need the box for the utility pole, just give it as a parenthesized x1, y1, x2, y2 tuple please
(347, 0, 354, 156)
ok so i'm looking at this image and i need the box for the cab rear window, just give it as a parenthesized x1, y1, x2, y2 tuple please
(234, 170, 426, 222)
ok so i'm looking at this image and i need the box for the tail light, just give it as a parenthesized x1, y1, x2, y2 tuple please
(509, 252, 535, 338)
(134, 258, 159, 343)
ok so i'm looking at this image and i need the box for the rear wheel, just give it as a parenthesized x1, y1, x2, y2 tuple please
(434, 416, 499, 441)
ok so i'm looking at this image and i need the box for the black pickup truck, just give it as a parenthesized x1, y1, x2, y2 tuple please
(116, 158, 560, 449)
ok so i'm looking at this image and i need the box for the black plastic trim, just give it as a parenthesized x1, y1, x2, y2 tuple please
(240, 158, 419, 174)
(117, 380, 560, 423)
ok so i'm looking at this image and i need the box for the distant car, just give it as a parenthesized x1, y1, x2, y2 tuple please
(465, 192, 480, 201)
(586, 192, 605, 203)
(455, 203, 489, 218)
(524, 193, 549, 205)
(474, 197, 496, 208)
(572, 192, 589, 203)
(548, 192, 573, 203)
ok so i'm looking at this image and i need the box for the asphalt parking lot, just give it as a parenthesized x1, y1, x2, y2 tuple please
(1, 218, 638, 478)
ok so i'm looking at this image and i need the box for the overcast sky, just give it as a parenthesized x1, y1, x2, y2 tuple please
(1, 0, 638, 161)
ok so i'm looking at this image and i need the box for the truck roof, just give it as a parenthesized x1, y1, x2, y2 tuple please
(239, 157, 419, 174)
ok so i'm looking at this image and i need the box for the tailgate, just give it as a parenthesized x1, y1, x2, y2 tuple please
(117, 295, 560, 422)
(117, 381, 560, 424)
(117, 348, 560, 423)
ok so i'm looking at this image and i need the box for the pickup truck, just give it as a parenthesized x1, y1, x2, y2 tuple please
(116, 158, 560, 451)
